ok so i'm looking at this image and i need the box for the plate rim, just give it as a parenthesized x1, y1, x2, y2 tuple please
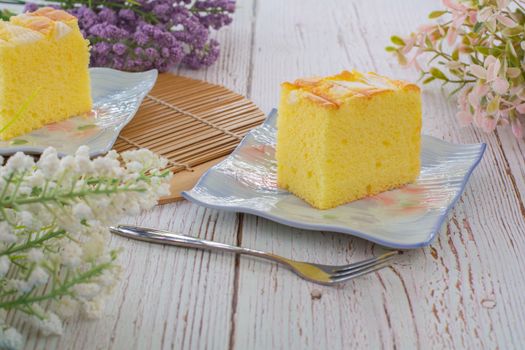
(182, 109, 487, 249)
(0, 67, 158, 158)
(88, 68, 158, 158)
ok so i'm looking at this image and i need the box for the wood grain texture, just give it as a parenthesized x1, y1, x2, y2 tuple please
(13, 0, 525, 349)
(111, 72, 266, 203)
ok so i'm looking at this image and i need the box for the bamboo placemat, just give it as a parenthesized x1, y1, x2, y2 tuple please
(112, 73, 266, 204)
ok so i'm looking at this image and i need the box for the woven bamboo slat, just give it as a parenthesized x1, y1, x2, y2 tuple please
(112, 73, 266, 204)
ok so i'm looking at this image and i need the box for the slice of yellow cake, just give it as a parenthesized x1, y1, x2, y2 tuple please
(277, 70, 421, 210)
(0, 8, 92, 140)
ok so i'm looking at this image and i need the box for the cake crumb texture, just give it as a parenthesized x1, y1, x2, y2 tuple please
(0, 8, 92, 140)
(277, 70, 421, 210)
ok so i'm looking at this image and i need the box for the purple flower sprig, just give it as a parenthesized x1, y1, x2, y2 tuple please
(24, 0, 235, 72)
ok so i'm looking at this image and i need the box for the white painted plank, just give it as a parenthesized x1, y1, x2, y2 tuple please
(11, 1, 256, 348)
(5, 0, 525, 349)
(17, 203, 240, 350)
(233, 0, 525, 349)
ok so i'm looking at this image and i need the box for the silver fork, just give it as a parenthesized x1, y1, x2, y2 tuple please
(110, 225, 400, 285)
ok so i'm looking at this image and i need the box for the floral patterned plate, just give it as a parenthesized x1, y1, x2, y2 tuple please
(0, 68, 157, 157)
(182, 109, 486, 249)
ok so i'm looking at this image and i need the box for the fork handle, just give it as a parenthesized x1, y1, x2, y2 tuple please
(111, 225, 279, 261)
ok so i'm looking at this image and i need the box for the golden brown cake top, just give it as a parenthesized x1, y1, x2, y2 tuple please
(0, 8, 77, 44)
(282, 70, 420, 108)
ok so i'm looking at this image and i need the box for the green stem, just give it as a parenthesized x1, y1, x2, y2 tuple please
(0, 260, 113, 309)
(5, 171, 26, 205)
(513, 0, 525, 11)
(445, 78, 476, 83)
(414, 45, 453, 61)
(0, 229, 65, 256)
(0, 174, 14, 202)
(0, 186, 145, 208)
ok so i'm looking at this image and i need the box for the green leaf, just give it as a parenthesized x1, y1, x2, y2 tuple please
(423, 76, 436, 84)
(474, 46, 503, 56)
(390, 35, 405, 46)
(449, 69, 463, 78)
(475, 46, 491, 56)
(428, 10, 447, 19)
(452, 48, 459, 61)
(506, 40, 518, 57)
(501, 26, 523, 37)
(10, 139, 28, 145)
(473, 22, 483, 32)
(430, 67, 448, 80)
(487, 96, 500, 114)
(385, 46, 397, 52)
(77, 124, 96, 130)
(491, 47, 504, 55)
(0, 9, 15, 21)
(323, 214, 337, 219)
(395, 52, 407, 65)
(425, 36, 433, 48)
(506, 41, 520, 67)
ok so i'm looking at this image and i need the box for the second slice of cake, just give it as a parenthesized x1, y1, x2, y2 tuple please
(277, 70, 421, 210)
(0, 8, 92, 140)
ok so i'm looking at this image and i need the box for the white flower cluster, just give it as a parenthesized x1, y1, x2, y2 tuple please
(0, 146, 171, 348)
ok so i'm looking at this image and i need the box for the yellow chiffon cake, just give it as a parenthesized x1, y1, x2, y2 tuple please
(0, 8, 92, 140)
(277, 70, 421, 210)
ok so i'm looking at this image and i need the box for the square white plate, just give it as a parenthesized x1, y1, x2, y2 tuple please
(183, 109, 486, 249)
(0, 68, 157, 157)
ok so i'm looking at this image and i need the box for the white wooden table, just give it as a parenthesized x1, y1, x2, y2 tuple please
(17, 0, 525, 348)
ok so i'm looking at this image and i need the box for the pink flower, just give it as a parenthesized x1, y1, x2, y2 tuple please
(468, 10, 477, 24)
(492, 77, 509, 94)
(482, 116, 498, 132)
(507, 67, 521, 78)
(471, 55, 501, 81)
(497, 14, 517, 27)
(446, 27, 459, 45)
(468, 56, 509, 95)
(443, 0, 476, 30)
(417, 24, 437, 33)
(469, 64, 487, 79)
(441, 0, 471, 45)
(484, 55, 501, 81)
(458, 87, 470, 109)
(457, 88, 474, 126)
(468, 84, 489, 107)
(496, 0, 510, 9)
(388, 0, 524, 140)
(516, 103, 525, 114)
(415, 25, 439, 50)
(473, 109, 487, 128)
(401, 35, 416, 54)
(478, 7, 497, 30)
(443, 0, 465, 12)
(478, 7, 494, 21)
(457, 111, 473, 126)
